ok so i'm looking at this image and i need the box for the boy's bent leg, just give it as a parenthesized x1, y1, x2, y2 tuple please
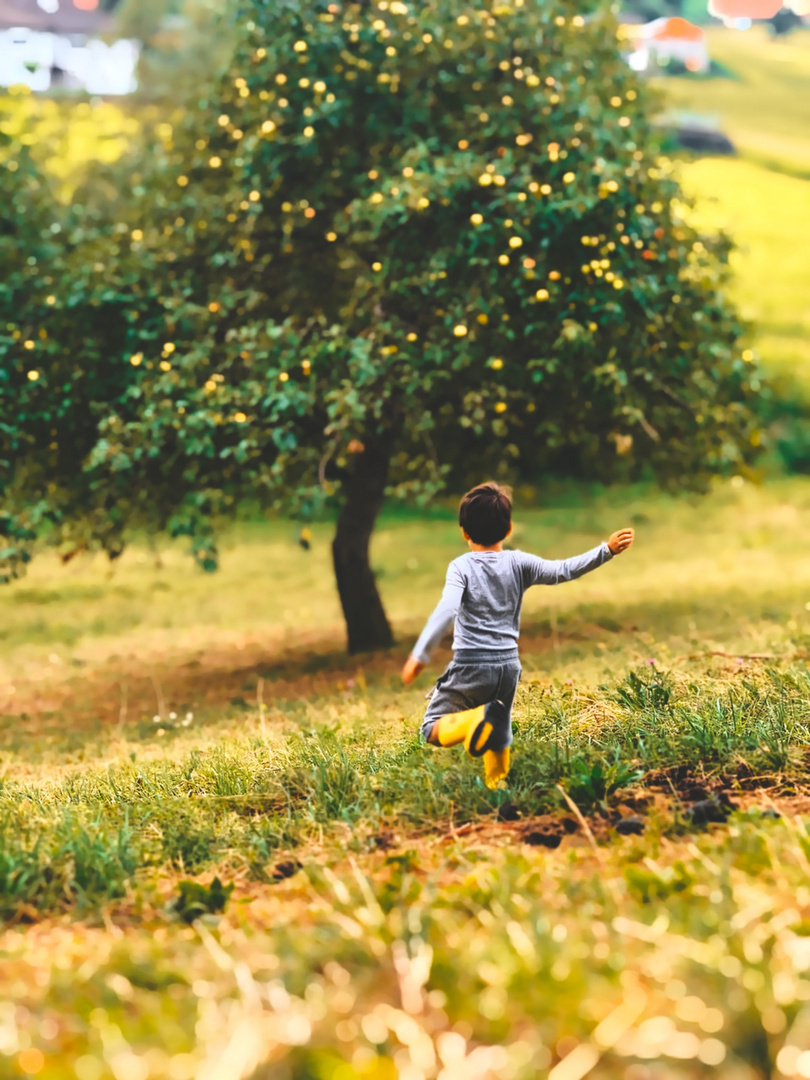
(421, 659, 517, 758)
(477, 662, 522, 752)
(421, 666, 483, 746)
(478, 662, 522, 786)
(428, 707, 497, 757)
(428, 706, 486, 747)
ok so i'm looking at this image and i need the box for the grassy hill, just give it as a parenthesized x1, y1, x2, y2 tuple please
(657, 27, 810, 400)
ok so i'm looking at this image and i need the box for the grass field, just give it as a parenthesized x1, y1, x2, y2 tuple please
(682, 156, 810, 400)
(659, 27, 810, 401)
(3, 479, 810, 1078)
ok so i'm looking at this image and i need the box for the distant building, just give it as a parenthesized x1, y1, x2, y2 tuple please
(0, 0, 112, 34)
(0, 0, 137, 94)
(708, 0, 782, 17)
(623, 16, 710, 74)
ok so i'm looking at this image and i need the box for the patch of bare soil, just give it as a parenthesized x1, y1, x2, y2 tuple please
(0, 623, 594, 739)
(0, 632, 406, 736)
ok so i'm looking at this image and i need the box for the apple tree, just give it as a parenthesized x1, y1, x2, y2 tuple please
(0, 0, 757, 651)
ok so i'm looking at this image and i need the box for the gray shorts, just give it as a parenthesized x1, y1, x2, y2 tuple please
(422, 648, 522, 751)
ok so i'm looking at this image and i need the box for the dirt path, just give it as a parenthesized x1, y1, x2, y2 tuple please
(0, 624, 581, 738)
(0, 628, 395, 732)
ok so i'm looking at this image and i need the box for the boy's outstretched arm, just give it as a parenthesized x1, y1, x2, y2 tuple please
(521, 528, 634, 587)
(401, 563, 465, 684)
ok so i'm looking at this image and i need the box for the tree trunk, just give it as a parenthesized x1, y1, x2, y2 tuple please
(332, 430, 395, 654)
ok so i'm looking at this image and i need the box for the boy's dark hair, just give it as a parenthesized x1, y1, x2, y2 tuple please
(458, 482, 512, 546)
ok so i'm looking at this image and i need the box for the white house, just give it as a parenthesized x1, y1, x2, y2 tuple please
(0, 0, 138, 94)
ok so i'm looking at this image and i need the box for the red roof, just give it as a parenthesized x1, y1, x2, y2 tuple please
(651, 17, 705, 41)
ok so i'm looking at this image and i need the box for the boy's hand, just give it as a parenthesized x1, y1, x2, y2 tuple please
(608, 528, 634, 555)
(402, 656, 426, 685)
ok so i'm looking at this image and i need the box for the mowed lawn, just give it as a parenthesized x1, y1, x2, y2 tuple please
(681, 157, 810, 398)
(659, 26, 810, 399)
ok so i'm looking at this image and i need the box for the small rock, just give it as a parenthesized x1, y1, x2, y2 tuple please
(615, 816, 645, 836)
(497, 802, 521, 822)
(675, 126, 736, 155)
(524, 831, 562, 849)
(685, 797, 730, 825)
(272, 859, 303, 880)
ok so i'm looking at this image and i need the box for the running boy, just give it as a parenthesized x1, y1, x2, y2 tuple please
(401, 482, 634, 789)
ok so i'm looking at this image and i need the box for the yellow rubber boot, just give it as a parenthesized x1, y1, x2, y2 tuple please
(432, 705, 486, 748)
(464, 711, 494, 758)
(483, 747, 511, 790)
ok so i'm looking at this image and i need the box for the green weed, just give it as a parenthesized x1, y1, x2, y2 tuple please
(565, 750, 644, 811)
(0, 815, 139, 919)
(171, 877, 234, 924)
(624, 860, 694, 903)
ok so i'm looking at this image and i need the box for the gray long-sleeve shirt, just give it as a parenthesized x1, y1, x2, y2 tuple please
(411, 543, 614, 663)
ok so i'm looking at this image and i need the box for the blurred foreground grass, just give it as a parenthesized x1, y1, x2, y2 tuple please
(2, 800, 809, 1080)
